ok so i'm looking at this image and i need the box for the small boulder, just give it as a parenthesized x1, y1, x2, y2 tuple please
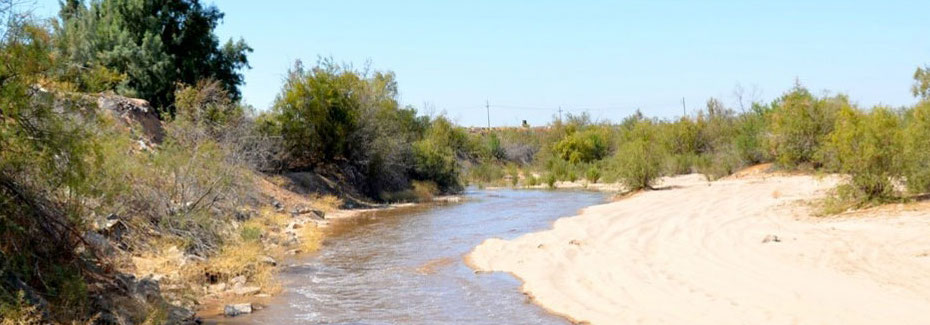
(230, 275, 247, 286)
(272, 200, 284, 212)
(224, 303, 252, 317)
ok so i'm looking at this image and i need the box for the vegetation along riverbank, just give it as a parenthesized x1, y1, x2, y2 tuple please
(4, 0, 930, 324)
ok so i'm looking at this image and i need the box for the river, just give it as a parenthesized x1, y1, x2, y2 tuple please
(210, 188, 605, 324)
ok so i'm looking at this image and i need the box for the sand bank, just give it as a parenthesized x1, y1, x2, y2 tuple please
(468, 173, 930, 324)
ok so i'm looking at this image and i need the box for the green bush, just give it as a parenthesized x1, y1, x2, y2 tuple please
(525, 174, 540, 187)
(553, 128, 609, 164)
(613, 120, 664, 191)
(820, 106, 902, 201)
(902, 101, 930, 193)
(467, 162, 504, 185)
(412, 139, 461, 193)
(585, 166, 601, 184)
(767, 85, 841, 168)
(240, 226, 262, 242)
(507, 165, 520, 187)
(271, 60, 364, 165)
(695, 149, 741, 181)
(732, 103, 772, 164)
(544, 173, 557, 188)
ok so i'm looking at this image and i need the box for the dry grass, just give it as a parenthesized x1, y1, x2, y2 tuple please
(202, 241, 279, 293)
(0, 298, 42, 325)
(298, 224, 324, 253)
(312, 194, 343, 212)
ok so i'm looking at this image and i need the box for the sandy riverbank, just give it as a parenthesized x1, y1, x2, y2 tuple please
(467, 172, 930, 324)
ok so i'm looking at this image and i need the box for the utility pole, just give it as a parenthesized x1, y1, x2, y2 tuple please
(486, 100, 491, 131)
(558, 106, 563, 122)
(681, 97, 687, 117)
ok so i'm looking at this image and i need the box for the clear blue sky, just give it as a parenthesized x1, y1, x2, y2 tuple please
(30, 0, 930, 126)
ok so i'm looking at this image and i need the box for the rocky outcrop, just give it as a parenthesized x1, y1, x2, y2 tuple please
(97, 94, 165, 143)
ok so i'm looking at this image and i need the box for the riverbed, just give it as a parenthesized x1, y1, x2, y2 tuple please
(210, 188, 605, 324)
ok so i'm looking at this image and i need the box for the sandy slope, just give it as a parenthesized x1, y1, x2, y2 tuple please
(467, 173, 930, 325)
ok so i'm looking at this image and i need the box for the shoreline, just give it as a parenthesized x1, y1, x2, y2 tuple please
(467, 172, 930, 324)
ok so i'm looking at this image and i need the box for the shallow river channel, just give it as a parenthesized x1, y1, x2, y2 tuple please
(211, 188, 605, 324)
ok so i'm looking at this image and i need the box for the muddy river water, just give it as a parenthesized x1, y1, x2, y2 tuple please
(212, 188, 605, 324)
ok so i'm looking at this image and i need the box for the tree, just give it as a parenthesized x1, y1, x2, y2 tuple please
(912, 66, 930, 100)
(54, 0, 251, 114)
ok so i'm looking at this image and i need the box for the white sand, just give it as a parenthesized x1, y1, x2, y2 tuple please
(468, 173, 930, 325)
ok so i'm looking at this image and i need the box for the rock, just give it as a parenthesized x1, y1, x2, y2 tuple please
(284, 235, 299, 247)
(260, 256, 277, 267)
(224, 303, 252, 317)
(183, 254, 206, 264)
(234, 209, 254, 221)
(232, 286, 261, 296)
(83, 230, 117, 257)
(230, 275, 247, 286)
(289, 205, 325, 219)
(568, 239, 582, 246)
(762, 234, 781, 243)
(285, 249, 302, 255)
(272, 200, 284, 212)
(97, 94, 165, 143)
(208, 283, 226, 294)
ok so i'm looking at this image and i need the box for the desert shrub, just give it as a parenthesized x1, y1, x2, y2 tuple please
(271, 60, 364, 166)
(664, 153, 699, 175)
(544, 173, 557, 188)
(240, 226, 262, 242)
(174, 80, 244, 133)
(411, 181, 440, 201)
(731, 108, 768, 165)
(525, 174, 540, 187)
(567, 170, 578, 182)
(0, 290, 43, 325)
(698, 98, 736, 153)
(553, 128, 609, 164)
(486, 133, 506, 160)
(412, 139, 460, 193)
(507, 165, 520, 187)
(820, 106, 903, 201)
(467, 162, 504, 185)
(585, 166, 601, 183)
(613, 120, 664, 191)
(0, 15, 101, 320)
(902, 101, 930, 194)
(695, 148, 742, 181)
(767, 85, 841, 168)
